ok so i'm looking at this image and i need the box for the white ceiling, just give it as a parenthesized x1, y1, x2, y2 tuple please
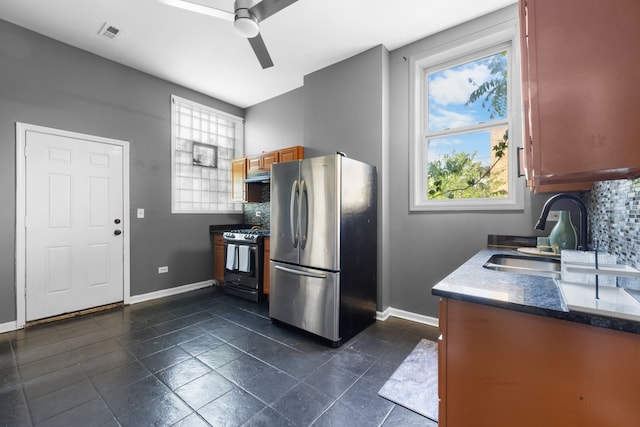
(0, 0, 516, 108)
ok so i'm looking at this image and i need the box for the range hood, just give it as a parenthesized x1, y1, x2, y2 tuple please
(244, 172, 270, 183)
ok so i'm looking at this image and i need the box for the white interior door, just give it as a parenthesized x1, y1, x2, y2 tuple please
(24, 129, 125, 321)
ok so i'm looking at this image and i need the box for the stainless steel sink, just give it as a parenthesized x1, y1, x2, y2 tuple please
(483, 254, 561, 278)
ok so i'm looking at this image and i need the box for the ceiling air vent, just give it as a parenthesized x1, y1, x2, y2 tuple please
(98, 23, 121, 39)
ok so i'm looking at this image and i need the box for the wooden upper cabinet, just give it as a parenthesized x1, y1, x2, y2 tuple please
(279, 146, 303, 163)
(243, 146, 304, 174)
(520, 0, 640, 192)
(231, 157, 247, 202)
(246, 154, 262, 176)
(232, 146, 303, 203)
(261, 150, 279, 171)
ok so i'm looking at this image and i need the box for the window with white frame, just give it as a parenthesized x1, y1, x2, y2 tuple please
(171, 95, 244, 213)
(410, 24, 523, 211)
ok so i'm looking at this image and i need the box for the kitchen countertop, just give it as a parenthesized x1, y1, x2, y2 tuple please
(432, 248, 640, 335)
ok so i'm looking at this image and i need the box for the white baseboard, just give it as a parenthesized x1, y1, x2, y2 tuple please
(0, 321, 17, 334)
(1, 284, 435, 335)
(127, 280, 214, 305)
(376, 306, 439, 328)
(0, 280, 215, 335)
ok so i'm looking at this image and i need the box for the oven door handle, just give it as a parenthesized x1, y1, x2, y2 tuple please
(275, 265, 327, 279)
(290, 179, 299, 248)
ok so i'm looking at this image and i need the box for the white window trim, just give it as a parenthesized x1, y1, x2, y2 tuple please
(170, 95, 244, 214)
(409, 21, 524, 212)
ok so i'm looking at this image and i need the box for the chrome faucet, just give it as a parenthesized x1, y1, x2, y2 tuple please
(535, 193, 589, 251)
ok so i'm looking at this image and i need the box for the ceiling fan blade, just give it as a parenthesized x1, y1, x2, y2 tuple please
(250, 0, 298, 22)
(248, 34, 274, 69)
(159, 0, 234, 21)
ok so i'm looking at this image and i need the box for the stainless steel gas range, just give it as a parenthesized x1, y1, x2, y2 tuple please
(222, 228, 269, 302)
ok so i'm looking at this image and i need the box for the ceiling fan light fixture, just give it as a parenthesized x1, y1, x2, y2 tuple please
(234, 9, 259, 38)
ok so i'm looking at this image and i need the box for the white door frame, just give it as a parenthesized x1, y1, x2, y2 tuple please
(15, 122, 131, 329)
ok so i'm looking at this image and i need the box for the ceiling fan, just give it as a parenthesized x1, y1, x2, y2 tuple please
(159, 0, 298, 69)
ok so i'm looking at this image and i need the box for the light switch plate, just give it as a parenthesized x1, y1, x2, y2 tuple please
(137, 208, 144, 219)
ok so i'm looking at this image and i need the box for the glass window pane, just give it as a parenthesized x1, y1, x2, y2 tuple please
(172, 96, 243, 213)
(427, 51, 507, 132)
(426, 125, 509, 200)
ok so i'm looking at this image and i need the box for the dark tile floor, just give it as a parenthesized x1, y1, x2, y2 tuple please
(0, 287, 439, 426)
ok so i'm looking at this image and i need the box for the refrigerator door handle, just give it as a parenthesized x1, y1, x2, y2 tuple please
(274, 265, 327, 279)
(290, 179, 299, 248)
(300, 179, 308, 250)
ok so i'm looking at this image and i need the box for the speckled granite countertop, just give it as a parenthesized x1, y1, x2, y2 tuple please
(432, 248, 640, 335)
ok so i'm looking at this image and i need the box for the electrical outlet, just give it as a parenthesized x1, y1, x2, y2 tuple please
(137, 208, 144, 219)
(256, 211, 261, 217)
(548, 210, 560, 221)
(158, 266, 168, 273)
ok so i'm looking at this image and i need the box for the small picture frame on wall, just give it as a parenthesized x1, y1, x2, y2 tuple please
(192, 142, 217, 168)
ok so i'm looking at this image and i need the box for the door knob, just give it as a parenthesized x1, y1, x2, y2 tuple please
(114, 219, 121, 224)
(114, 230, 122, 236)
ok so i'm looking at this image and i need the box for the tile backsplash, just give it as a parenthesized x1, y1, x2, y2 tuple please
(585, 177, 640, 269)
(243, 184, 270, 229)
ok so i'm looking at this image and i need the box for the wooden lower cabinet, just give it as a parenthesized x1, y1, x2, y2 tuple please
(263, 237, 270, 295)
(213, 234, 225, 285)
(438, 298, 640, 426)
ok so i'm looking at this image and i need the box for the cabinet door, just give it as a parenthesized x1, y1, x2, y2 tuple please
(231, 158, 247, 202)
(521, 0, 640, 191)
(278, 146, 304, 163)
(213, 235, 225, 284)
(441, 298, 640, 426)
(246, 155, 262, 175)
(263, 237, 270, 295)
(261, 151, 279, 171)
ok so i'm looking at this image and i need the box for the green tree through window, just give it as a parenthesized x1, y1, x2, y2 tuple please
(426, 51, 509, 200)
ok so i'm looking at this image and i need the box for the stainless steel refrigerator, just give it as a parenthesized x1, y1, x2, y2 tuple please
(269, 154, 377, 346)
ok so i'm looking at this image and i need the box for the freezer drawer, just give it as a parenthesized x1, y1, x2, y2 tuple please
(269, 261, 340, 342)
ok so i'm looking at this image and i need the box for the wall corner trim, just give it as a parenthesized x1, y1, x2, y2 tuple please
(376, 306, 439, 328)
(128, 280, 214, 305)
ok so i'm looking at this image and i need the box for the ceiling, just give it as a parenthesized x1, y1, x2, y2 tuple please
(0, 0, 516, 109)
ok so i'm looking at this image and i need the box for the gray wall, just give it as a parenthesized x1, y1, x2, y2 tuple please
(388, 5, 548, 317)
(303, 45, 388, 167)
(0, 20, 244, 324)
(303, 45, 390, 311)
(244, 87, 304, 154)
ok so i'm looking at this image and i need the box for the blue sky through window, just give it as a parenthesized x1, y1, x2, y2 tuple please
(427, 52, 507, 166)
